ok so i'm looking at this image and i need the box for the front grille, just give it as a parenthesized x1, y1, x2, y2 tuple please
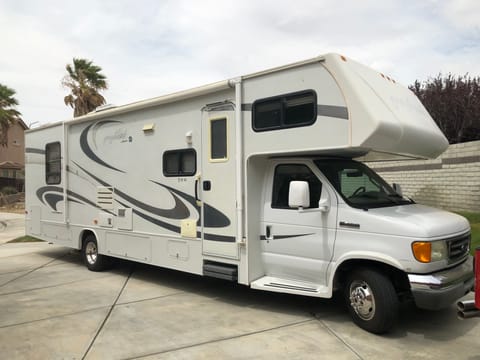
(447, 232, 471, 263)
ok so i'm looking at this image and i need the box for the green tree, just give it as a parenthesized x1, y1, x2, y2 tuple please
(0, 84, 22, 147)
(62, 58, 108, 117)
(410, 74, 480, 144)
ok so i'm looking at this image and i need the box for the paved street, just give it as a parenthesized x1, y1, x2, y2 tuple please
(0, 211, 479, 359)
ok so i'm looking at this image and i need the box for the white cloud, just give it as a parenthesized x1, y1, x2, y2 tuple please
(1, 0, 479, 126)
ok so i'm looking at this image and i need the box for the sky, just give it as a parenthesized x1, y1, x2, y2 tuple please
(1, 0, 479, 127)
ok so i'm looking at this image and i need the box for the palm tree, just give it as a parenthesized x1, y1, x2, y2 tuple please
(62, 58, 108, 117)
(0, 84, 22, 147)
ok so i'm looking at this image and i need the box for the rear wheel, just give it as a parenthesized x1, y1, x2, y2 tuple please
(82, 234, 112, 271)
(345, 268, 398, 334)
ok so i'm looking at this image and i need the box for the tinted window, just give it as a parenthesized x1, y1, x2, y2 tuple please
(272, 164, 322, 209)
(210, 118, 227, 160)
(163, 149, 196, 176)
(253, 90, 317, 131)
(315, 159, 413, 209)
(45, 142, 61, 184)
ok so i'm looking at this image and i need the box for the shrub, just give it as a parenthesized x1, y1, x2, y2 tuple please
(0, 186, 17, 195)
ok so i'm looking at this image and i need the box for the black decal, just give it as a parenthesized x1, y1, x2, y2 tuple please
(74, 162, 190, 220)
(44, 193, 64, 211)
(130, 207, 181, 234)
(204, 233, 236, 242)
(260, 233, 314, 240)
(36, 185, 109, 213)
(115, 187, 189, 219)
(80, 121, 125, 173)
(151, 181, 230, 228)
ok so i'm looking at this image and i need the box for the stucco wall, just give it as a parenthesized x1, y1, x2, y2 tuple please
(368, 140, 480, 213)
(0, 121, 26, 165)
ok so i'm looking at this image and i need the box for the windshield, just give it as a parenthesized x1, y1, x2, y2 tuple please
(314, 159, 413, 209)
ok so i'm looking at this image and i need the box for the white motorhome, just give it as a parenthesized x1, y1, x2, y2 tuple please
(25, 54, 473, 333)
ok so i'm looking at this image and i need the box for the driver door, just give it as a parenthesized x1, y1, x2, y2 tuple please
(260, 161, 337, 285)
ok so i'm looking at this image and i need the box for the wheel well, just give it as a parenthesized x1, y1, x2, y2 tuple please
(333, 259, 410, 295)
(79, 230, 96, 249)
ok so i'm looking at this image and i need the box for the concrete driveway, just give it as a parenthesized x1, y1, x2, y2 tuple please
(0, 235, 479, 359)
(0, 212, 25, 244)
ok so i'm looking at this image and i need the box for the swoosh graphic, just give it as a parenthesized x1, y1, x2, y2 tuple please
(73, 161, 190, 220)
(37, 186, 101, 212)
(80, 121, 125, 173)
(119, 201, 234, 242)
(151, 181, 230, 228)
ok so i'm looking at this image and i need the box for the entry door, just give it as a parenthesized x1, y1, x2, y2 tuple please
(261, 162, 337, 285)
(200, 107, 238, 259)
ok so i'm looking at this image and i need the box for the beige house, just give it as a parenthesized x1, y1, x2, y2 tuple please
(0, 119, 28, 191)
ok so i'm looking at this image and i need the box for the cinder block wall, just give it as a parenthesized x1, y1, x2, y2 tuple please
(368, 140, 480, 213)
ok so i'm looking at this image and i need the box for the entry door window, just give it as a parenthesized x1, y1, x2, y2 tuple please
(271, 164, 322, 209)
(210, 117, 227, 161)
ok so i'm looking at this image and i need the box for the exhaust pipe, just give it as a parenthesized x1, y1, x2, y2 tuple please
(457, 300, 480, 320)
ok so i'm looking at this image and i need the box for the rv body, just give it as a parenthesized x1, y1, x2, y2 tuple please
(25, 54, 473, 333)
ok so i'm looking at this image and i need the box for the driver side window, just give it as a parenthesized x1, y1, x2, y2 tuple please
(271, 164, 322, 209)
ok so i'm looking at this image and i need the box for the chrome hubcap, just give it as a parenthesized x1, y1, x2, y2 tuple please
(349, 280, 375, 321)
(85, 242, 98, 265)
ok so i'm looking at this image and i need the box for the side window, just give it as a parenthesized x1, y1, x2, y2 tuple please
(210, 118, 227, 161)
(163, 149, 196, 177)
(45, 142, 61, 184)
(271, 164, 322, 209)
(253, 90, 317, 132)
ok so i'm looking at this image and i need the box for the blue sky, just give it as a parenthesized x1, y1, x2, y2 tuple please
(1, 0, 479, 126)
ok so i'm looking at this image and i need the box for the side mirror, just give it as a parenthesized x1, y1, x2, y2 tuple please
(288, 181, 310, 209)
(392, 183, 403, 197)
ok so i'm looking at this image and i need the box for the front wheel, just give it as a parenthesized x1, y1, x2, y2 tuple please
(345, 268, 398, 334)
(82, 235, 112, 272)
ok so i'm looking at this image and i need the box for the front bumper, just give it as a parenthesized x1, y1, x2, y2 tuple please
(408, 256, 474, 310)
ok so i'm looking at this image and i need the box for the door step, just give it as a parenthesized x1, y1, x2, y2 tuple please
(203, 262, 238, 281)
(250, 276, 328, 297)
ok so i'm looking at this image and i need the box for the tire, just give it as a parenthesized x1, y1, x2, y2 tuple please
(82, 234, 112, 272)
(345, 268, 398, 334)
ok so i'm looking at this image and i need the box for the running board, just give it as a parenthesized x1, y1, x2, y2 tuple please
(250, 276, 329, 298)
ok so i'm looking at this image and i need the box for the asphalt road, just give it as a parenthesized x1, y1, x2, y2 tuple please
(0, 213, 479, 359)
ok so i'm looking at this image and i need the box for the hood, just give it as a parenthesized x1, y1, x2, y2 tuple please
(339, 204, 470, 238)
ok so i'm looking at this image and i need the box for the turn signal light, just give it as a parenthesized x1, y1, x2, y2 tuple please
(412, 242, 431, 263)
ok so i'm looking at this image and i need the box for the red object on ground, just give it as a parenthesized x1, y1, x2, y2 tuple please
(476, 247, 480, 309)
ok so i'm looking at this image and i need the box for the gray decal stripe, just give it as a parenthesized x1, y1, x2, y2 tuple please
(241, 103, 348, 120)
(241, 104, 252, 111)
(260, 233, 314, 240)
(25, 147, 45, 155)
(317, 105, 348, 120)
(80, 121, 125, 173)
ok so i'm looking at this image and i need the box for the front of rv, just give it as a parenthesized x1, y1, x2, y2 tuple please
(321, 55, 474, 319)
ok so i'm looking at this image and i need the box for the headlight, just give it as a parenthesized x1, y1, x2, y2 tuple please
(412, 240, 447, 263)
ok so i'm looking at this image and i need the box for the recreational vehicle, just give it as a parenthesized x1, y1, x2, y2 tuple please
(25, 54, 474, 333)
